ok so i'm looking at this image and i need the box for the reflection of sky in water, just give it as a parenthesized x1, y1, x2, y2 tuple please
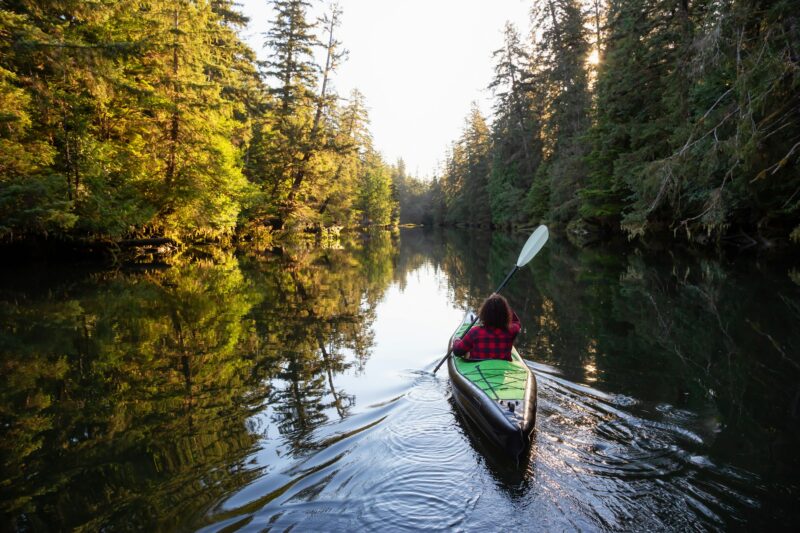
(244, 262, 462, 481)
(341, 263, 463, 406)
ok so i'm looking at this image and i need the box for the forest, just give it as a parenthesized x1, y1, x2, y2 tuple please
(0, 0, 396, 245)
(409, 0, 800, 247)
(0, 0, 798, 248)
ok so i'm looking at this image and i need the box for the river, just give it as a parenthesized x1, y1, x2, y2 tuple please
(1, 228, 798, 531)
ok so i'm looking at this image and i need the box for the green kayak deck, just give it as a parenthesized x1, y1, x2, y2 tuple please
(452, 353, 528, 401)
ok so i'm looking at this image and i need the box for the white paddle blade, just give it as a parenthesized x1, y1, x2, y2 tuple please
(516, 225, 549, 267)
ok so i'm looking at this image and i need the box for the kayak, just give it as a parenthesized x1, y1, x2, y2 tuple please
(447, 312, 537, 459)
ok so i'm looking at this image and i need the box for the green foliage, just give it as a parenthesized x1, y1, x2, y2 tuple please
(438, 2, 593, 230)
(532, 0, 592, 222)
(391, 159, 435, 225)
(2, 0, 797, 245)
(263, 0, 318, 114)
(487, 165, 524, 227)
(439, 104, 492, 227)
(433, 0, 799, 244)
(356, 151, 395, 226)
(526, 164, 551, 222)
(0, 1, 260, 240)
(0, 0, 392, 244)
(0, 14, 74, 237)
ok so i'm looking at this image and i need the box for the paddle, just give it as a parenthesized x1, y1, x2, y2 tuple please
(432, 225, 549, 374)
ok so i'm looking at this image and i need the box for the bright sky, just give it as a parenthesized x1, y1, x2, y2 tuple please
(238, 0, 532, 179)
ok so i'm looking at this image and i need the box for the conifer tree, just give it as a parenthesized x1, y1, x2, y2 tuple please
(0, 10, 72, 237)
(356, 150, 394, 226)
(0, 0, 258, 239)
(262, 0, 318, 115)
(318, 89, 371, 227)
(253, 0, 318, 221)
(621, 0, 800, 241)
(488, 23, 544, 227)
(133, 0, 253, 237)
(532, 0, 592, 223)
(489, 23, 538, 180)
(285, 2, 347, 206)
(256, 0, 351, 228)
(461, 104, 492, 227)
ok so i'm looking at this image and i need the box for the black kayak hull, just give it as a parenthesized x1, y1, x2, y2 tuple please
(447, 349, 537, 460)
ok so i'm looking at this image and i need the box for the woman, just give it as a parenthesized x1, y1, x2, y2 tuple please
(452, 294, 521, 361)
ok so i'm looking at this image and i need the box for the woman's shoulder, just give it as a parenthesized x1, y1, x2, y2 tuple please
(469, 325, 491, 336)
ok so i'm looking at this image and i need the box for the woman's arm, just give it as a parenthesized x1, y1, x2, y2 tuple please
(452, 329, 474, 356)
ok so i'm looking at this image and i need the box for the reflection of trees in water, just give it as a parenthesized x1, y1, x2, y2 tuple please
(0, 252, 267, 530)
(253, 231, 396, 452)
(270, 348, 332, 448)
(393, 228, 444, 290)
(5, 228, 796, 529)
(0, 232, 397, 530)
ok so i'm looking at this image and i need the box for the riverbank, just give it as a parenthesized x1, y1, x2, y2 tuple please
(4, 220, 798, 271)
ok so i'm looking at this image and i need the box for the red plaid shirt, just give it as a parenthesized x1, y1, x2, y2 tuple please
(452, 313, 521, 361)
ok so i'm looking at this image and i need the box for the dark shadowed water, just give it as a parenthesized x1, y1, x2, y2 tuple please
(1, 228, 799, 531)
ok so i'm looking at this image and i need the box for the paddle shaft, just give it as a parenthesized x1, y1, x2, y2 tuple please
(432, 265, 519, 374)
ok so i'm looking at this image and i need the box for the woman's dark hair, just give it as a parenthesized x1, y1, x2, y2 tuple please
(479, 294, 512, 329)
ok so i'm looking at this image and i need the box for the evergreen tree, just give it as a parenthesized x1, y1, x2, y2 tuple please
(142, 0, 254, 237)
(391, 158, 436, 225)
(251, 0, 318, 225)
(254, 0, 351, 229)
(626, 0, 800, 241)
(318, 89, 371, 227)
(284, 1, 347, 206)
(582, 0, 695, 236)
(488, 23, 544, 227)
(0, 0, 257, 240)
(0, 10, 72, 237)
(356, 150, 395, 226)
(442, 142, 466, 224)
(532, 0, 592, 223)
(262, 0, 318, 115)
(438, 105, 492, 227)
(389, 158, 407, 223)
(461, 104, 492, 227)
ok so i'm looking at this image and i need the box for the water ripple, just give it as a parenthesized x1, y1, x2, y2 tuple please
(526, 361, 761, 530)
(200, 361, 764, 532)
(385, 408, 470, 465)
(357, 464, 481, 532)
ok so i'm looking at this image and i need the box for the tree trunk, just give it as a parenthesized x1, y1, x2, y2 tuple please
(166, 8, 180, 188)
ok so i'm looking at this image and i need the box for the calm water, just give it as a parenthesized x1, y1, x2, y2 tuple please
(1, 229, 799, 531)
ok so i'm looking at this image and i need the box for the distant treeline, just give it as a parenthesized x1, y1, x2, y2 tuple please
(0, 0, 397, 243)
(406, 0, 799, 245)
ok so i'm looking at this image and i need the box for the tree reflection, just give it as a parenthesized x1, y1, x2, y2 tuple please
(0, 232, 397, 530)
(0, 252, 267, 530)
(240, 231, 395, 454)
